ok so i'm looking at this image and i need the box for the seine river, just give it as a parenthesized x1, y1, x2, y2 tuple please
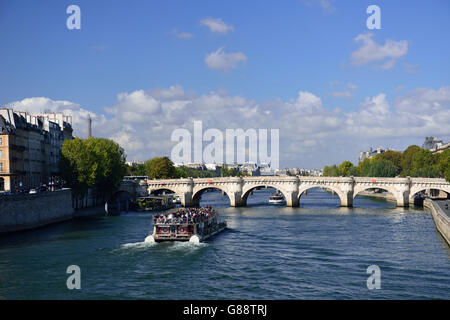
(0, 188, 449, 299)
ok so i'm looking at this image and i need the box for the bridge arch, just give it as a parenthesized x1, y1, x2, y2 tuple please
(192, 185, 231, 206)
(409, 186, 450, 201)
(352, 186, 398, 206)
(298, 185, 345, 207)
(241, 184, 289, 206)
(148, 186, 181, 196)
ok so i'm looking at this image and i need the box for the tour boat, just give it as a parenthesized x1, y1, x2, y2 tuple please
(144, 207, 227, 243)
(269, 191, 285, 204)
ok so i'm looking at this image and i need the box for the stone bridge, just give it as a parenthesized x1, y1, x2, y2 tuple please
(139, 176, 450, 207)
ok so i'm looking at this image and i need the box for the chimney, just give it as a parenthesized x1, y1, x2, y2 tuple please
(87, 114, 92, 138)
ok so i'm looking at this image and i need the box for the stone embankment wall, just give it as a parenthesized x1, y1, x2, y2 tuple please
(355, 190, 397, 202)
(0, 189, 74, 234)
(424, 199, 450, 245)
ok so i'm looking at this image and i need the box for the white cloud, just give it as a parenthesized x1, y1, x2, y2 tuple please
(5, 86, 450, 168)
(347, 83, 358, 90)
(200, 17, 234, 34)
(205, 47, 247, 72)
(404, 63, 420, 74)
(108, 90, 161, 123)
(304, 0, 336, 14)
(350, 33, 408, 69)
(332, 91, 353, 98)
(176, 31, 193, 39)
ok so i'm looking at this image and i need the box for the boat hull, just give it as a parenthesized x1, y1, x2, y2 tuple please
(269, 199, 285, 204)
(146, 223, 227, 243)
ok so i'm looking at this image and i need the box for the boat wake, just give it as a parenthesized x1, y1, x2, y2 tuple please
(166, 241, 208, 250)
(120, 241, 157, 250)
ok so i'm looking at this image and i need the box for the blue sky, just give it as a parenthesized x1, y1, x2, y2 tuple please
(1, 0, 450, 168)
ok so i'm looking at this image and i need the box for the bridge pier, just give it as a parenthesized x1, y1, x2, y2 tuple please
(340, 191, 353, 207)
(180, 192, 195, 207)
(285, 192, 299, 207)
(228, 192, 245, 207)
(395, 191, 410, 207)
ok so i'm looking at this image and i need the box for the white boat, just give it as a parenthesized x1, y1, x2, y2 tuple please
(269, 191, 285, 204)
(145, 207, 227, 243)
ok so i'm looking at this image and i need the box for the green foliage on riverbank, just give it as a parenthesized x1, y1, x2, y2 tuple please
(126, 163, 146, 176)
(175, 166, 217, 178)
(59, 137, 127, 196)
(127, 157, 250, 179)
(323, 146, 450, 181)
(144, 157, 177, 179)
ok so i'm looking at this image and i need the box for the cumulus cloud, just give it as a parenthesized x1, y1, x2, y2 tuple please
(106, 90, 161, 123)
(350, 33, 408, 69)
(205, 47, 247, 72)
(5, 85, 450, 168)
(176, 31, 193, 39)
(200, 17, 234, 34)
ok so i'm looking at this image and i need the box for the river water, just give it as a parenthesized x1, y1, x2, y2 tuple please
(0, 188, 449, 299)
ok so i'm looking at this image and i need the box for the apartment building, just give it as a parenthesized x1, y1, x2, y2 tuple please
(0, 108, 73, 192)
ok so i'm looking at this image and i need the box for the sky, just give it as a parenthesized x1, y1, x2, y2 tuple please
(1, 0, 450, 169)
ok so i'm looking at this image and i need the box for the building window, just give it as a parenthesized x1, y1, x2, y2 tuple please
(0, 162, 3, 172)
(0, 150, 2, 159)
(0, 137, 2, 146)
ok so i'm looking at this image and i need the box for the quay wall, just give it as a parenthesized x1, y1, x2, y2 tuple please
(0, 189, 74, 234)
(424, 199, 450, 246)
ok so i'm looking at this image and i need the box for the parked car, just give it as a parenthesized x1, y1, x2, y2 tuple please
(29, 189, 38, 194)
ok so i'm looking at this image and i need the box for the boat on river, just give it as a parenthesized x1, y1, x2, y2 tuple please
(144, 207, 227, 243)
(269, 191, 285, 204)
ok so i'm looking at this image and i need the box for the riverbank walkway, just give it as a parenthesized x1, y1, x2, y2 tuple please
(424, 199, 450, 246)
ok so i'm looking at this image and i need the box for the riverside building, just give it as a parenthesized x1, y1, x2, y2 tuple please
(0, 108, 73, 192)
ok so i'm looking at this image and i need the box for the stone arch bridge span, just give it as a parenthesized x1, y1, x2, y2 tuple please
(140, 176, 450, 208)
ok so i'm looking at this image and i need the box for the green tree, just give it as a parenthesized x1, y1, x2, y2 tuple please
(400, 145, 421, 176)
(175, 166, 217, 178)
(367, 158, 399, 177)
(323, 164, 339, 177)
(339, 161, 355, 177)
(409, 148, 439, 177)
(356, 158, 371, 177)
(59, 137, 127, 197)
(437, 149, 450, 182)
(375, 150, 403, 175)
(144, 157, 177, 179)
(126, 163, 146, 176)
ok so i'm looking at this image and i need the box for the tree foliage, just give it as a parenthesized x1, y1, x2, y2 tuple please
(323, 144, 449, 179)
(144, 157, 177, 179)
(366, 158, 399, 177)
(59, 137, 127, 197)
(175, 166, 217, 178)
(126, 163, 147, 176)
(339, 161, 355, 177)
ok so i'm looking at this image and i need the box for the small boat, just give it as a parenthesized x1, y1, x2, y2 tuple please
(269, 191, 285, 204)
(145, 207, 227, 243)
(173, 196, 181, 204)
